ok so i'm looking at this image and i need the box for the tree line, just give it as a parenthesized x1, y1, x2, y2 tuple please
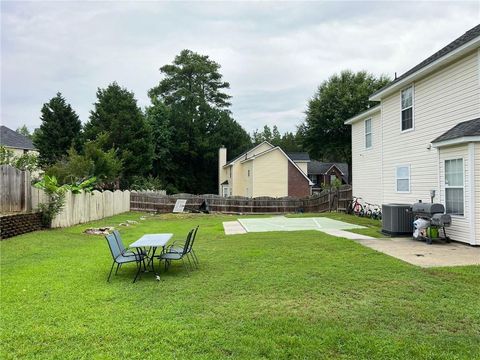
(16, 49, 390, 193)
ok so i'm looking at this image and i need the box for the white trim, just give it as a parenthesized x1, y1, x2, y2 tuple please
(468, 143, 476, 245)
(395, 164, 411, 193)
(325, 164, 344, 175)
(344, 106, 381, 125)
(432, 136, 480, 148)
(370, 36, 480, 101)
(364, 118, 372, 149)
(223, 141, 274, 168)
(400, 84, 415, 133)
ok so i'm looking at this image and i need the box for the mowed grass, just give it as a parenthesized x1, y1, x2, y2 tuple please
(1, 212, 479, 359)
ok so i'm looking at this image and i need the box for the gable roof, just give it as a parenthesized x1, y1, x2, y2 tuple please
(307, 161, 347, 175)
(286, 152, 310, 161)
(0, 125, 35, 150)
(344, 105, 381, 125)
(240, 146, 314, 185)
(224, 141, 274, 167)
(370, 24, 480, 101)
(431, 118, 480, 147)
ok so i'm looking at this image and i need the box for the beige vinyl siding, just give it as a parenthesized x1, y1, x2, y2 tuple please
(243, 161, 254, 197)
(438, 145, 471, 244)
(231, 163, 244, 196)
(381, 50, 479, 205)
(246, 142, 273, 158)
(253, 149, 288, 197)
(295, 162, 308, 175)
(351, 112, 382, 205)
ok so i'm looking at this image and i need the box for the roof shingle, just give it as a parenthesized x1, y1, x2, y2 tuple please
(432, 118, 480, 143)
(0, 125, 35, 150)
(286, 152, 310, 161)
(371, 24, 480, 98)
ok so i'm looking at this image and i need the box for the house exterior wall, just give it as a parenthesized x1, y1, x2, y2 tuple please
(295, 162, 308, 175)
(349, 49, 479, 244)
(438, 144, 473, 244)
(381, 50, 479, 205)
(5, 147, 37, 157)
(288, 162, 310, 197)
(351, 111, 383, 205)
(476, 144, 480, 243)
(252, 149, 288, 197)
(243, 161, 254, 197)
(246, 142, 273, 158)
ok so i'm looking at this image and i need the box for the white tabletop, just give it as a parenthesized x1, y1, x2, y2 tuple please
(129, 233, 173, 248)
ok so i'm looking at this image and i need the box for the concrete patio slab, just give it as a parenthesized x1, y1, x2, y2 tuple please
(355, 237, 480, 267)
(320, 229, 376, 240)
(223, 221, 247, 235)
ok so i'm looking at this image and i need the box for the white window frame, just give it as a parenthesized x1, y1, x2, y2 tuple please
(400, 85, 414, 133)
(222, 185, 230, 197)
(444, 157, 465, 217)
(364, 118, 372, 149)
(395, 165, 411, 193)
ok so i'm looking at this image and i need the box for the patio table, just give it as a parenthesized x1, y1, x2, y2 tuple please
(129, 233, 173, 279)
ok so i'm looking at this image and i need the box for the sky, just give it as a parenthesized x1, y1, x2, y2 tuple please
(1, 1, 479, 135)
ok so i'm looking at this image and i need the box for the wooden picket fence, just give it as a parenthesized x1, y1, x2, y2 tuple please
(0, 165, 132, 228)
(0, 165, 32, 213)
(131, 185, 352, 214)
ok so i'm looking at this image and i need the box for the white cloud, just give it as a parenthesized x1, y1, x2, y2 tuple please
(1, 1, 478, 134)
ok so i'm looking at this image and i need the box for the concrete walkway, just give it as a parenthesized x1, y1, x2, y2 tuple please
(223, 221, 247, 235)
(355, 237, 480, 267)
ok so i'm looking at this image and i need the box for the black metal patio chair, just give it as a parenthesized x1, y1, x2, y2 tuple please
(167, 226, 200, 269)
(105, 233, 146, 283)
(158, 229, 194, 275)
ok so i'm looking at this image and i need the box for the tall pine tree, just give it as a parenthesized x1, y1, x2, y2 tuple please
(84, 82, 153, 188)
(34, 93, 82, 167)
(148, 50, 251, 193)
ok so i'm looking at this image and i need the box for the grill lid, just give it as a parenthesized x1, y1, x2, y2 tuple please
(412, 202, 445, 215)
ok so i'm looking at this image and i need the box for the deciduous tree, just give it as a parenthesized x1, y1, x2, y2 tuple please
(302, 70, 390, 180)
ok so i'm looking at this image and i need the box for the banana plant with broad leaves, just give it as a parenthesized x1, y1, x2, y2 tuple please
(34, 175, 97, 227)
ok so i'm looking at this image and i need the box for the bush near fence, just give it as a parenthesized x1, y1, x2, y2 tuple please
(130, 186, 352, 214)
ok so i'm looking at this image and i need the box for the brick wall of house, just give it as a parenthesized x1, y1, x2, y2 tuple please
(288, 162, 310, 197)
(0, 213, 43, 240)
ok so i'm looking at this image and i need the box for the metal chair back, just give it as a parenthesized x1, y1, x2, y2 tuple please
(181, 230, 194, 256)
(113, 230, 127, 253)
(188, 226, 199, 252)
(105, 233, 122, 260)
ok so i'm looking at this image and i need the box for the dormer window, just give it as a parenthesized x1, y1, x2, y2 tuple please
(401, 85, 414, 131)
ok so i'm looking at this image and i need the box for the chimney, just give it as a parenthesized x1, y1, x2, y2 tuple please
(218, 146, 227, 195)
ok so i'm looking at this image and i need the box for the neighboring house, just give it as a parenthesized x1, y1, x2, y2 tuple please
(218, 141, 313, 198)
(0, 125, 36, 156)
(345, 24, 480, 245)
(308, 161, 349, 193)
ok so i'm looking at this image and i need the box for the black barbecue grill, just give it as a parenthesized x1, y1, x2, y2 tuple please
(411, 202, 451, 244)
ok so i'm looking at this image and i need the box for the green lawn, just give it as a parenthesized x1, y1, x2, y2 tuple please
(1, 212, 479, 359)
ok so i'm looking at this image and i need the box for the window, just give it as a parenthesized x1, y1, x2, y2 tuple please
(365, 118, 372, 148)
(222, 186, 230, 197)
(229, 167, 232, 178)
(396, 165, 410, 192)
(401, 86, 413, 131)
(330, 174, 337, 183)
(247, 170, 250, 177)
(445, 158, 464, 215)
